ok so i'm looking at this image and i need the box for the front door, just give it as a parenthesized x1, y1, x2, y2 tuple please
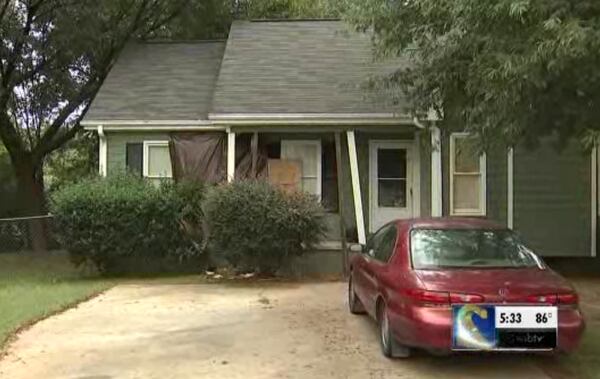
(369, 141, 414, 232)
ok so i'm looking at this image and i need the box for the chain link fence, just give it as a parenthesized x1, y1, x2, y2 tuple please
(0, 215, 60, 253)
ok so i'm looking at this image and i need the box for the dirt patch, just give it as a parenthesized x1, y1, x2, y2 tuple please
(0, 282, 553, 379)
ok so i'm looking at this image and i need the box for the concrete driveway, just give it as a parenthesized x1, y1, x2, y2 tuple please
(0, 282, 555, 379)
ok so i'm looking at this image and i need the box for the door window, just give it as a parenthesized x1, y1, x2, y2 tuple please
(377, 148, 407, 208)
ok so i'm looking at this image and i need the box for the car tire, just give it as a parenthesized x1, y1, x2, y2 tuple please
(378, 302, 411, 359)
(348, 276, 366, 314)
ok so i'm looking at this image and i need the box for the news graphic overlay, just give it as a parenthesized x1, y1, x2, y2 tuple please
(453, 304, 557, 350)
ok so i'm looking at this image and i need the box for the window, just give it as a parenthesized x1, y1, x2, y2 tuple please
(450, 133, 486, 216)
(377, 148, 407, 208)
(410, 229, 541, 269)
(143, 141, 172, 178)
(366, 223, 397, 263)
(281, 140, 322, 197)
(126, 143, 143, 177)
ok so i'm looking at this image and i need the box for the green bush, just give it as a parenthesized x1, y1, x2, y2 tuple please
(204, 181, 326, 275)
(50, 174, 205, 274)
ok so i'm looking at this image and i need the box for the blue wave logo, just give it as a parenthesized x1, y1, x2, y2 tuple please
(453, 305, 496, 350)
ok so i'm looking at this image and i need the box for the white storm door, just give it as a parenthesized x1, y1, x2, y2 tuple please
(370, 141, 414, 232)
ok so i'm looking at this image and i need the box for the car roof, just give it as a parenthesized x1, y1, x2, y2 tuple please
(401, 217, 506, 230)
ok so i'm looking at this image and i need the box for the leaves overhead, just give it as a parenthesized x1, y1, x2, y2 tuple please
(343, 0, 600, 149)
(0, 0, 192, 164)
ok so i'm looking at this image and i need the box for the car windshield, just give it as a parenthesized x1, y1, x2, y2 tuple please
(410, 229, 541, 269)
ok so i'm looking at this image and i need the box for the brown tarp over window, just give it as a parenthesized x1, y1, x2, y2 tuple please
(169, 132, 270, 183)
(169, 132, 226, 183)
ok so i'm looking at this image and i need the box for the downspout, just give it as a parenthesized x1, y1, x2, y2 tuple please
(97, 125, 107, 177)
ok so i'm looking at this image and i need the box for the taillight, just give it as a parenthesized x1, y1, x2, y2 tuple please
(526, 294, 558, 304)
(404, 290, 484, 306)
(405, 289, 449, 305)
(558, 293, 579, 305)
(450, 293, 485, 304)
(525, 293, 578, 306)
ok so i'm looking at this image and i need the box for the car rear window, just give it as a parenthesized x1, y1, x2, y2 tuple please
(410, 229, 541, 269)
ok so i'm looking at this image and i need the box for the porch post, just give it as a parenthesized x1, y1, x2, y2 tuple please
(251, 132, 258, 178)
(227, 128, 236, 182)
(334, 132, 349, 276)
(507, 147, 514, 229)
(346, 130, 366, 245)
(430, 126, 442, 216)
(592, 145, 597, 257)
(97, 125, 107, 177)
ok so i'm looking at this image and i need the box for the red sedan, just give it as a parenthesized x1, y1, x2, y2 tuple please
(348, 218, 585, 358)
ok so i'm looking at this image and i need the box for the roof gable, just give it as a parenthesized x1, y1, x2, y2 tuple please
(211, 20, 407, 115)
(85, 41, 225, 122)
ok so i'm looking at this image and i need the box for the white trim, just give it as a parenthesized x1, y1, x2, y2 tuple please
(449, 132, 487, 216)
(347, 131, 366, 245)
(143, 141, 172, 179)
(280, 140, 323, 198)
(507, 147, 514, 229)
(82, 119, 214, 127)
(98, 125, 107, 177)
(227, 129, 236, 183)
(210, 113, 416, 126)
(592, 145, 597, 257)
(84, 125, 227, 131)
(210, 112, 402, 120)
(430, 126, 442, 217)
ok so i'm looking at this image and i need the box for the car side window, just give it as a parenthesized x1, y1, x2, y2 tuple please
(374, 225, 398, 263)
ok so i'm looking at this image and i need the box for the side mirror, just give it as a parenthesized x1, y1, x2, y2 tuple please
(349, 244, 363, 253)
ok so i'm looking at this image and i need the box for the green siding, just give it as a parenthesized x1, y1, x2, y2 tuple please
(487, 146, 508, 225)
(514, 140, 591, 257)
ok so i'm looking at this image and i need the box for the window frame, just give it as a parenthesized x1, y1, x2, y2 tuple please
(449, 133, 486, 216)
(280, 139, 322, 199)
(143, 140, 172, 179)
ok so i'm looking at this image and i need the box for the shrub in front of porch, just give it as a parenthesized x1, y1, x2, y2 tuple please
(203, 181, 326, 275)
(50, 174, 206, 274)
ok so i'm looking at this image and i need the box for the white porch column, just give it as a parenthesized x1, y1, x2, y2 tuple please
(430, 126, 442, 217)
(507, 147, 514, 229)
(346, 130, 366, 245)
(98, 125, 107, 177)
(227, 128, 236, 182)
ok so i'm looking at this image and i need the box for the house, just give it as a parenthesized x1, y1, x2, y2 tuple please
(81, 19, 597, 272)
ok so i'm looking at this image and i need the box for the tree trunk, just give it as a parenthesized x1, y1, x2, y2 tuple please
(13, 153, 48, 252)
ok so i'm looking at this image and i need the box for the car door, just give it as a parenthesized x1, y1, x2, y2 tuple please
(361, 224, 398, 315)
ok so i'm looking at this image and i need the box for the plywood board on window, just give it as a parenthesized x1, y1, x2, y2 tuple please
(268, 159, 301, 194)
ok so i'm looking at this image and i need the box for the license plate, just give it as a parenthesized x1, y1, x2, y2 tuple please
(452, 305, 557, 351)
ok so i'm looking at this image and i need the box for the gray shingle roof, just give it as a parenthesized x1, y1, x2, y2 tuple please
(211, 20, 407, 115)
(85, 41, 225, 122)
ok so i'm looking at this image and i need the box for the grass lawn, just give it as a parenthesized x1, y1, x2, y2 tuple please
(0, 252, 113, 349)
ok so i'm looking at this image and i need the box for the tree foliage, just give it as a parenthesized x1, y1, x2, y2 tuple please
(343, 0, 600, 149)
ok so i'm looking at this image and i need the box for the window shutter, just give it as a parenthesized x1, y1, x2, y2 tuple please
(126, 143, 143, 176)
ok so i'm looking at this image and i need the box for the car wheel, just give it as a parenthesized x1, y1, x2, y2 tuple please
(348, 276, 365, 314)
(378, 302, 411, 359)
